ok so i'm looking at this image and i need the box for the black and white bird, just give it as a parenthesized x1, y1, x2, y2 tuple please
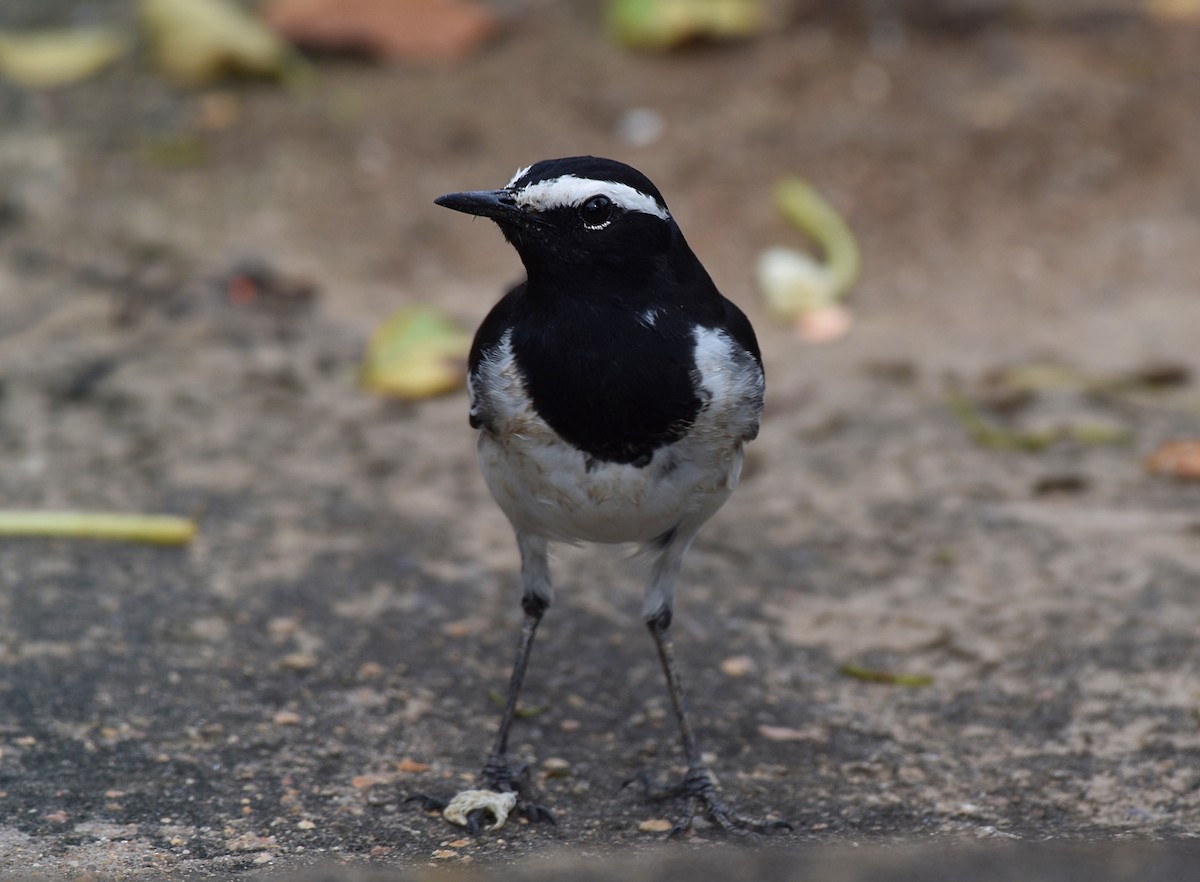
(427, 156, 785, 836)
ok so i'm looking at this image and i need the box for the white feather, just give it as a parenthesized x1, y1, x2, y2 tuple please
(513, 175, 670, 220)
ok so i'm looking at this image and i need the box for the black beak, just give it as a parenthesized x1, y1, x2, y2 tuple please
(434, 189, 547, 231)
(435, 189, 521, 221)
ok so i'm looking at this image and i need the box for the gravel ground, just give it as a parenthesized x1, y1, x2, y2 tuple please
(1, 1, 1199, 878)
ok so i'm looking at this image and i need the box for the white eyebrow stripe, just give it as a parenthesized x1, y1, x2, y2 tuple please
(505, 164, 532, 188)
(513, 175, 670, 220)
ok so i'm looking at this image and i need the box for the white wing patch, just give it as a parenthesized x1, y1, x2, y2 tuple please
(513, 175, 670, 220)
(691, 326, 764, 446)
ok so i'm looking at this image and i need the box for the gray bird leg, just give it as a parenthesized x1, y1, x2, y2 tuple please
(640, 537, 790, 837)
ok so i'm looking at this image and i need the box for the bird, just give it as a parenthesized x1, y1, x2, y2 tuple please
(424, 156, 786, 837)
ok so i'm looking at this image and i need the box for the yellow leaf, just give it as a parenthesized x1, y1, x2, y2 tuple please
(139, 0, 302, 87)
(0, 511, 196, 544)
(0, 29, 129, 88)
(360, 305, 472, 400)
(607, 0, 764, 51)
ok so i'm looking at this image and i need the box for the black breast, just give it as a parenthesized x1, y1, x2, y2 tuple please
(470, 283, 703, 467)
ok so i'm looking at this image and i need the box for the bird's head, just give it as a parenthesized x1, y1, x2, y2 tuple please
(435, 156, 678, 283)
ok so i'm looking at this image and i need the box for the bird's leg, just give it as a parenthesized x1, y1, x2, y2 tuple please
(409, 533, 555, 831)
(479, 591, 545, 791)
(640, 606, 791, 837)
(465, 533, 556, 828)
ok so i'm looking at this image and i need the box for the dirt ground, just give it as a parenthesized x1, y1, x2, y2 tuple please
(2, 0, 1200, 878)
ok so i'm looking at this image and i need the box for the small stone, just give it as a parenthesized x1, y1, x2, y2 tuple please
(542, 757, 570, 778)
(280, 652, 317, 671)
(432, 849, 457, 860)
(397, 758, 430, 773)
(441, 617, 484, 638)
(370, 845, 393, 856)
(296, 819, 315, 830)
(358, 661, 383, 679)
(559, 719, 581, 733)
(273, 710, 302, 726)
(447, 838, 470, 848)
(719, 655, 756, 677)
(639, 818, 673, 833)
(267, 616, 299, 640)
(351, 773, 393, 789)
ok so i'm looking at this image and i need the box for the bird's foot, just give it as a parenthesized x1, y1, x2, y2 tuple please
(406, 754, 555, 833)
(628, 766, 791, 839)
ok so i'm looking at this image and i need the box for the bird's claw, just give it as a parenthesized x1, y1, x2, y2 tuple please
(632, 766, 791, 838)
(408, 755, 555, 832)
(403, 793, 447, 813)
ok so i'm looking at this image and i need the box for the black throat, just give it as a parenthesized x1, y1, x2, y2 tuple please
(506, 245, 715, 468)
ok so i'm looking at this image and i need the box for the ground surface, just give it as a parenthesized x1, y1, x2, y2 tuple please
(2, 1, 1200, 878)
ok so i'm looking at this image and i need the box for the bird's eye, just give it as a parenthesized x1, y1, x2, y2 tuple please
(580, 195, 614, 228)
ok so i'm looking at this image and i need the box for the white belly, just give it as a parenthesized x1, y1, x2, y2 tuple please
(469, 325, 761, 545)
(478, 427, 742, 545)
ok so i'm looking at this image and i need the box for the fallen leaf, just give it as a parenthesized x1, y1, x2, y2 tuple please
(757, 178, 861, 342)
(607, 0, 765, 51)
(839, 663, 932, 687)
(486, 689, 546, 718)
(360, 305, 472, 400)
(140, 0, 302, 86)
(0, 511, 196, 544)
(1145, 439, 1200, 480)
(264, 0, 497, 64)
(947, 391, 1133, 452)
(0, 29, 128, 88)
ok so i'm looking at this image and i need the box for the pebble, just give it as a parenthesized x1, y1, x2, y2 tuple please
(273, 710, 302, 726)
(719, 655, 756, 677)
(638, 818, 673, 833)
(542, 757, 570, 777)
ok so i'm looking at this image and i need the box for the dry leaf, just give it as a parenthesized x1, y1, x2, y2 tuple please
(360, 305, 472, 400)
(0, 29, 128, 88)
(607, 0, 765, 51)
(264, 0, 497, 64)
(1145, 439, 1200, 480)
(140, 0, 299, 86)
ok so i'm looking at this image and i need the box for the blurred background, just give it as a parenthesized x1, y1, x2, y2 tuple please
(1, 0, 1199, 876)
